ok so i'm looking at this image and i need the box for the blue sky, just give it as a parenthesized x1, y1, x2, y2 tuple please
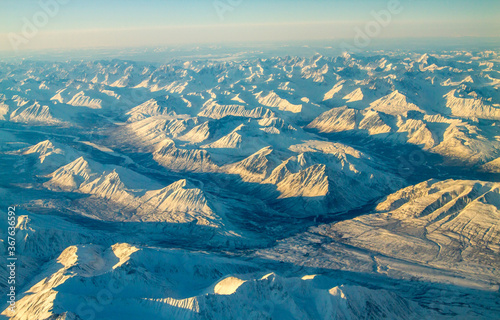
(1, 0, 499, 51)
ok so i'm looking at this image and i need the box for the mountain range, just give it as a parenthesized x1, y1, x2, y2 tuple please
(0, 50, 499, 319)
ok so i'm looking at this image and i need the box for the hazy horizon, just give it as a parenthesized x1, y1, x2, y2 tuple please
(1, 0, 499, 53)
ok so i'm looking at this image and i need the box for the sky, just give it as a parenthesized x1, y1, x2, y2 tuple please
(0, 0, 499, 52)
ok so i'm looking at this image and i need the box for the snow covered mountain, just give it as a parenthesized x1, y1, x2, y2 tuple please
(10, 140, 80, 173)
(2, 241, 430, 320)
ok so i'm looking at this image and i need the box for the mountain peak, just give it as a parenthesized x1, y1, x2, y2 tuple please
(44, 157, 95, 192)
(370, 90, 424, 116)
(23, 139, 55, 154)
(343, 88, 363, 103)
